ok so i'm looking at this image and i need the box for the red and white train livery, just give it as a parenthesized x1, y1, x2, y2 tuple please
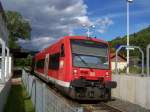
(33, 36, 117, 100)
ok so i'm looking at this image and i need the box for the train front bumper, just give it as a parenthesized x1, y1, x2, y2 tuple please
(69, 79, 117, 100)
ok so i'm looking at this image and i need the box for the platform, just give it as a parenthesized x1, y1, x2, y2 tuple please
(112, 74, 150, 110)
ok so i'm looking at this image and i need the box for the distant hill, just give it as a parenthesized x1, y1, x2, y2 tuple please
(109, 25, 150, 58)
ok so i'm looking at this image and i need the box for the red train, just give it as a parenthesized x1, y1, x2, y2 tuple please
(33, 36, 117, 100)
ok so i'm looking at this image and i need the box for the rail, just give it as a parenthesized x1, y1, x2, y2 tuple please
(81, 103, 124, 112)
(115, 45, 144, 75)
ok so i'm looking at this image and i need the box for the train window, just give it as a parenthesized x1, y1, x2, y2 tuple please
(49, 53, 60, 70)
(61, 44, 65, 57)
(36, 59, 45, 69)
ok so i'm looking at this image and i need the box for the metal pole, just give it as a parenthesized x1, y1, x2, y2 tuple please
(6, 47, 9, 79)
(127, 1, 130, 74)
(0, 38, 5, 83)
(115, 45, 125, 74)
(141, 49, 144, 75)
(129, 46, 144, 75)
(136, 47, 144, 75)
(87, 28, 90, 37)
(83, 25, 95, 37)
(115, 50, 118, 74)
(147, 44, 150, 76)
(115, 45, 144, 75)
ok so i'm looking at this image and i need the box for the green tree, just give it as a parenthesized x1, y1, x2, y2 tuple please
(5, 11, 31, 49)
(14, 55, 32, 67)
(109, 26, 150, 60)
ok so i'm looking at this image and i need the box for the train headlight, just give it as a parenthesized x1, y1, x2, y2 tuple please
(73, 69, 78, 77)
(73, 69, 78, 74)
(105, 72, 110, 78)
(59, 60, 64, 68)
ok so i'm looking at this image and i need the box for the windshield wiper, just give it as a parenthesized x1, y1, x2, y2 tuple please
(74, 53, 91, 68)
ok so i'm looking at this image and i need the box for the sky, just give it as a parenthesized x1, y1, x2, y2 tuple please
(1, 0, 150, 51)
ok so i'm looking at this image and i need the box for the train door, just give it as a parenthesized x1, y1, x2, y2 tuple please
(44, 54, 49, 80)
(58, 44, 65, 80)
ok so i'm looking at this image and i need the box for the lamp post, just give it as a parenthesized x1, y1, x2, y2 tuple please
(126, 0, 133, 74)
(83, 25, 95, 37)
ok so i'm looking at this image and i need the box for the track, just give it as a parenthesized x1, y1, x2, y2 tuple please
(44, 79, 124, 112)
(82, 103, 124, 112)
(46, 85, 124, 112)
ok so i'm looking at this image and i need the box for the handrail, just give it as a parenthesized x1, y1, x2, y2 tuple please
(115, 45, 144, 75)
(0, 38, 5, 83)
(146, 44, 150, 76)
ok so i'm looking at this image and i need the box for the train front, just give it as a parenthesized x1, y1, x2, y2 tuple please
(69, 38, 117, 100)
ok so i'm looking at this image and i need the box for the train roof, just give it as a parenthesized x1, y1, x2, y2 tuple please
(64, 36, 108, 43)
(35, 36, 108, 57)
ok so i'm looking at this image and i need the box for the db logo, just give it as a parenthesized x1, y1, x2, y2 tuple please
(90, 72, 95, 76)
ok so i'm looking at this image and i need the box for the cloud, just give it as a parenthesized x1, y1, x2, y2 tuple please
(1, 0, 91, 50)
(75, 16, 92, 26)
(18, 37, 57, 51)
(2, 0, 114, 50)
(95, 17, 113, 34)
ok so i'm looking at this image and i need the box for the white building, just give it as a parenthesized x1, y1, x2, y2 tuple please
(111, 53, 127, 70)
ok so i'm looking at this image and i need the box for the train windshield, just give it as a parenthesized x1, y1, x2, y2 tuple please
(71, 39, 109, 69)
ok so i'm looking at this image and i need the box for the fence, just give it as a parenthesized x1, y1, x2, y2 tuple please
(22, 69, 83, 112)
(0, 38, 11, 83)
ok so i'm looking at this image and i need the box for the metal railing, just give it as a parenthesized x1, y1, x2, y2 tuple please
(146, 44, 150, 76)
(115, 45, 144, 75)
(0, 38, 11, 84)
(22, 69, 83, 112)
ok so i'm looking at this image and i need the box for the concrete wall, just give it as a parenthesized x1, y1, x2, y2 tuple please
(112, 74, 150, 110)
(0, 79, 11, 112)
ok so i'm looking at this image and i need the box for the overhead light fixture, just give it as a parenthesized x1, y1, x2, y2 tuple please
(127, 0, 133, 3)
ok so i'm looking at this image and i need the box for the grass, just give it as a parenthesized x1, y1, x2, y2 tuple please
(4, 84, 35, 112)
